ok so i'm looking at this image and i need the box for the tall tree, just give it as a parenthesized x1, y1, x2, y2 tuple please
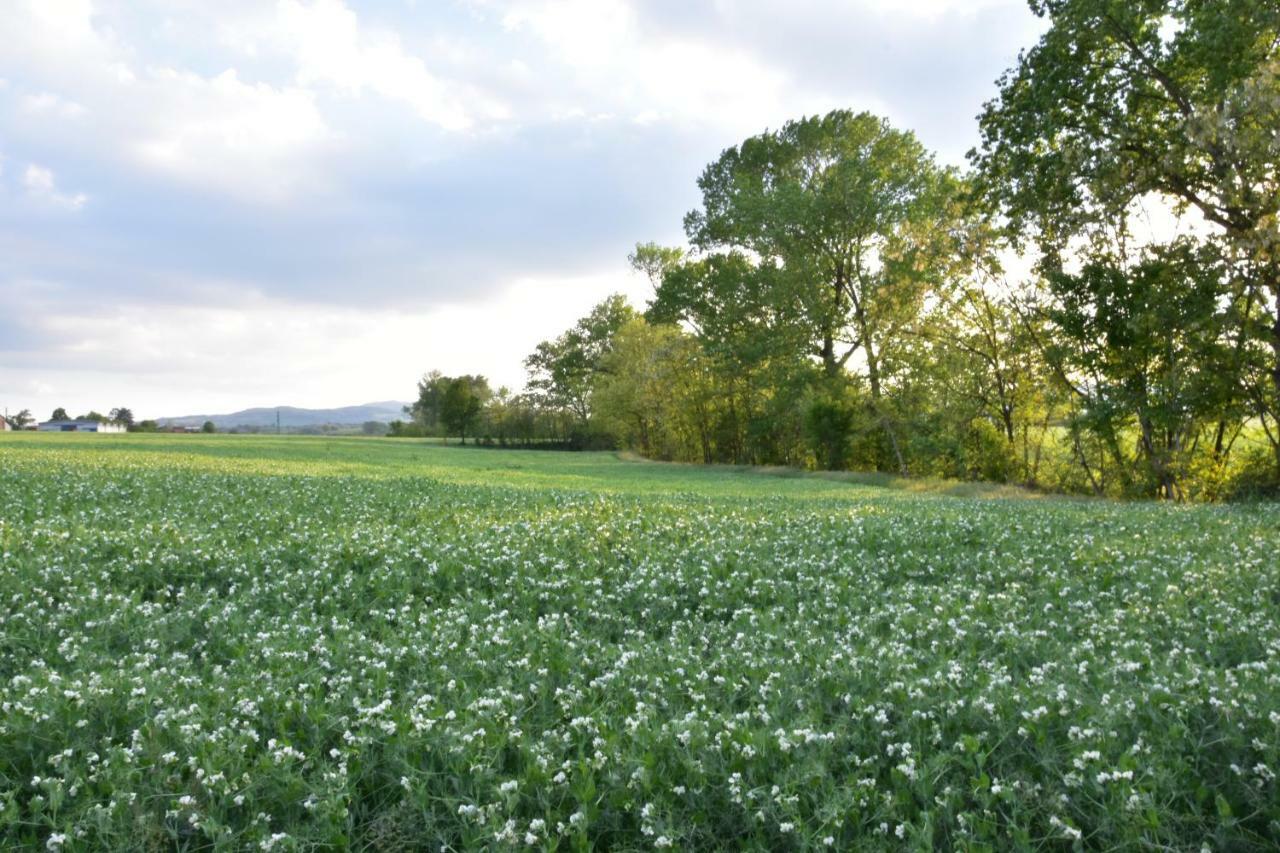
(1037, 240, 1234, 498)
(410, 371, 449, 433)
(686, 109, 953, 384)
(524, 294, 635, 427)
(109, 407, 135, 428)
(439, 375, 491, 445)
(593, 317, 719, 463)
(678, 110, 956, 470)
(50, 407, 69, 421)
(974, 0, 1280, 470)
(8, 409, 34, 429)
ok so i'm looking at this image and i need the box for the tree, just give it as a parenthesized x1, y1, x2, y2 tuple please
(410, 371, 449, 433)
(524, 294, 635, 427)
(1036, 241, 1234, 499)
(687, 110, 953, 382)
(8, 409, 34, 429)
(659, 110, 958, 471)
(201, 421, 216, 433)
(361, 421, 387, 436)
(50, 407, 69, 421)
(76, 411, 107, 423)
(439, 375, 491, 444)
(974, 0, 1280, 472)
(593, 318, 720, 462)
(109, 407, 135, 428)
(646, 251, 817, 466)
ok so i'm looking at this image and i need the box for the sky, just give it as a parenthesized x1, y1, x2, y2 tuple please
(0, 0, 1045, 420)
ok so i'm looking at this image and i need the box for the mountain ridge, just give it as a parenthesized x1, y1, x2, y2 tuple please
(157, 401, 410, 428)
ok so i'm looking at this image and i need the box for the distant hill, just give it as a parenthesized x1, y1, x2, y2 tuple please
(158, 401, 410, 429)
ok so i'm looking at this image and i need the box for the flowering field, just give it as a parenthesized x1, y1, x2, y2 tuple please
(1, 435, 1277, 850)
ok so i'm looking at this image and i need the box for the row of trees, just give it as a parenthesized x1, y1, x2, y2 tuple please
(2, 407, 215, 433)
(401, 0, 1278, 500)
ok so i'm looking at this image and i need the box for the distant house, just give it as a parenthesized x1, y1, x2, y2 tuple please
(0, 416, 10, 431)
(37, 419, 126, 433)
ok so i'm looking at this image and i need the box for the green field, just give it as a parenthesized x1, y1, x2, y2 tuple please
(1, 434, 1277, 850)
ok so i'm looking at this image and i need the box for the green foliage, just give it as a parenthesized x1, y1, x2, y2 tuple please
(974, 0, 1280, 483)
(410, 370, 449, 433)
(524, 294, 635, 426)
(201, 420, 217, 434)
(6, 409, 34, 429)
(686, 109, 953, 388)
(386, 419, 426, 438)
(0, 435, 1277, 848)
(439, 375, 491, 444)
(803, 382, 857, 471)
(1040, 241, 1233, 497)
(49, 407, 69, 422)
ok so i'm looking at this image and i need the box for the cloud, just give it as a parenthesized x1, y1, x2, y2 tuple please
(491, 0, 819, 136)
(271, 0, 496, 129)
(0, 267, 652, 417)
(22, 164, 88, 210)
(20, 91, 86, 119)
(130, 68, 333, 202)
(0, 0, 1046, 416)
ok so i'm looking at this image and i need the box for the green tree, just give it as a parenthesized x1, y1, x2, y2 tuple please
(524, 294, 635, 428)
(687, 110, 952, 381)
(974, 0, 1280, 473)
(8, 409, 34, 429)
(683, 110, 956, 471)
(201, 421, 216, 433)
(410, 371, 449, 434)
(440, 375, 491, 445)
(594, 318, 719, 462)
(50, 407, 69, 421)
(646, 252, 816, 465)
(109, 407, 135, 428)
(1037, 240, 1234, 498)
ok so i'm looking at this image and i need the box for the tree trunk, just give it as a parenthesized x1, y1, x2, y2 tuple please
(1271, 293, 1280, 445)
(821, 331, 838, 378)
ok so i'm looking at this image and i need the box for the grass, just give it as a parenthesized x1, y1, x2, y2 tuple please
(1, 433, 1277, 850)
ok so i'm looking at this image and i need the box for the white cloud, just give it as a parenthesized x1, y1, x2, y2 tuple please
(1, 2, 336, 203)
(20, 91, 87, 119)
(131, 68, 333, 202)
(274, 0, 493, 129)
(0, 0, 1048, 417)
(494, 0, 813, 133)
(0, 267, 650, 416)
(23, 164, 88, 210)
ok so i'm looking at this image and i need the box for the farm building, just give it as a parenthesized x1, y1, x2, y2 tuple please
(37, 419, 126, 433)
(0, 416, 10, 431)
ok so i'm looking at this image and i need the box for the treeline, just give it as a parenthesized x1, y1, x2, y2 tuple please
(398, 1, 1280, 501)
(2, 406, 215, 433)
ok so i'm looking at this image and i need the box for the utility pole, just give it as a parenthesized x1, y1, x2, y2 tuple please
(276, 408, 281, 435)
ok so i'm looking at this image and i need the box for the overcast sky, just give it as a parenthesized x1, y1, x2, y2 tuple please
(0, 0, 1044, 420)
